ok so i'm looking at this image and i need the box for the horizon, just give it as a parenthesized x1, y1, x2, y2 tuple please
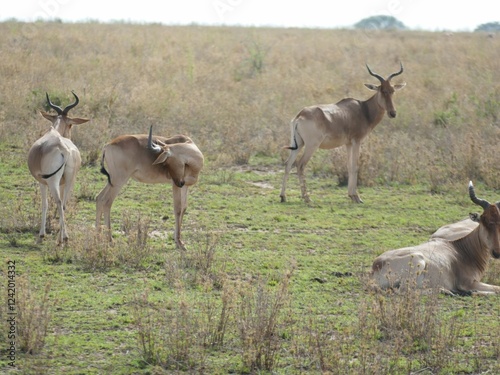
(1, 1, 498, 33)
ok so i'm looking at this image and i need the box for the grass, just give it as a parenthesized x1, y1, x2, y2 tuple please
(0, 21, 499, 374)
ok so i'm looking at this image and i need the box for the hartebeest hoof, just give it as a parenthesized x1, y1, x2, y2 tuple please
(349, 195, 363, 204)
(176, 239, 187, 251)
(280, 195, 286, 203)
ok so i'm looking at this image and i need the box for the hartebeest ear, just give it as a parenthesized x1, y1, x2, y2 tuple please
(469, 213, 480, 222)
(393, 82, 406, 91)
(152, 149, 172, 165)
(40, 111, 58, 123)
(364, 83, 379, 91)
(68, 116, 90, 125)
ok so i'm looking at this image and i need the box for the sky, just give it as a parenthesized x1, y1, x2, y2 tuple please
(0, 0, 497, 32)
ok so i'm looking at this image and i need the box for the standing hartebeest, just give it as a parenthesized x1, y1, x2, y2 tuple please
(280, 63, 405, 203)
(95, 126, 203, 250)
(371, 182, 500, 295)
(28, 92, 89, 244)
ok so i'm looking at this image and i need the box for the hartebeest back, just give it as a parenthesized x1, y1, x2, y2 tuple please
(95, 126, 203, 250)
(371, 182, 500, 295)
(28, 92, 89, 244)
(280, 63, 405, 203)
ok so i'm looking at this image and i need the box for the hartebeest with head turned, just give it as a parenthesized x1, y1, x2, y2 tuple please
(95, 126, 203, 250)
(280, 63, 406, 204)
(28, 92, 89, 244)
(371, 182, 500, 296)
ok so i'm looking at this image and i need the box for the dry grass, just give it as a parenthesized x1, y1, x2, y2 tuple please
(1, 22, 499, 189)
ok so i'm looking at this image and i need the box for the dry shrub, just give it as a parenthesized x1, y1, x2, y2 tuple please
(131, 290, 207, 371)
(16, 275, 54, 354)
(131, 284, 235, 371)
(237, 269, 293, 372)
(369, 286, 462, 372)
(69, 213, 155, 271)
(164, 231, 227, 290)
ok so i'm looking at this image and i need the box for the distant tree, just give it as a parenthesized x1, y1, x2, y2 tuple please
(354, 15, 407, 30)
(475, 22, 500, 32)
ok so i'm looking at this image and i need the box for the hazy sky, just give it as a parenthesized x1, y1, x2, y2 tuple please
(1, 0, 497, 31)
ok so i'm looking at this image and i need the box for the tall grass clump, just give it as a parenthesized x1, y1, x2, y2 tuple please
(131, 284, 236, 372)
(16, 276, 54, 355)
(237, 269, 294, 372)
(131, 290, 207, 371)
(164, 231, 227, 290)
(367, 285, 463, 373)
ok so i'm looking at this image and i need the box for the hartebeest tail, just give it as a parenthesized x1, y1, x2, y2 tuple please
(280, 63, 405, 204)
(28, 92, 90, 244)
(95, 126, 203, 250)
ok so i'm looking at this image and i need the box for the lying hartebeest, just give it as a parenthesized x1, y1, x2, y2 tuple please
(28, 92, 89, 244)
(95, 126, 203, 250)
(280, 63, 406, 203)
(371, 182, 500, 295)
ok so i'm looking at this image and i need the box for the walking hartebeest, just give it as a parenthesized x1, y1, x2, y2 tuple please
(371, 182, 500, 295)
(280, 63, 405, 203)
(28, 92, 89, 244)
(95, 126, 203, 250)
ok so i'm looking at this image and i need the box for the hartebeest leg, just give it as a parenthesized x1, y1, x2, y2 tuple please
(346, 141, 363, 203)
(280, 147, 301, 203)
(172, 184, 188, 250)
(96, 178, 129, 241)
(296, 142, 321, 204)
(467, 281, 500, 295)
(47, 182, 67, 244)
(38, 184, 49, 243)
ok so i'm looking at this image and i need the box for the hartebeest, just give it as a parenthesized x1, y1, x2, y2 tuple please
(280, 63, 405, 203)
(371, 182, 500, 295)
(28, 92, 89, 244)
(95, 126, 203, 250)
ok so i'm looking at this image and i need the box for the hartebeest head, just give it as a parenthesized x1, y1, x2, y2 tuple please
(147, 125, 186, 187)
(469, 181, 500, 259)
(40, 92, 89, 138)
(365, 63, 406, 118)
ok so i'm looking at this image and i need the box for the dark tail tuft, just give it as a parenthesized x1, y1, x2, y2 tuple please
(100, 151, 113, 186)
(41, 155, 65, 179)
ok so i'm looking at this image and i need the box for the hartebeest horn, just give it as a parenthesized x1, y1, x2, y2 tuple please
(366, 62, 404, 83)
(366, 64, 385, 83)
(469, 181, 490, 209)
(62, 91, 79, 115)
(46, 92, 63, 115)
(147, 125, 162, 153)
(387, 62, 404, 81)
(46, 91, 80, 115)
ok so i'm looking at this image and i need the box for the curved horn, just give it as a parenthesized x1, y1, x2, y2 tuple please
(46, 92, 63, 115)
(62, 91, 79, 115)
(366, 64, 384, 83)
(147, 125, 162, 153)
(387, 62, 404, 81)
(469, 181, 490, 209)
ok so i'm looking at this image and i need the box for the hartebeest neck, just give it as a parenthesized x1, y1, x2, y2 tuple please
(362, 93, 385, 127)
(451, 226, 489, 275)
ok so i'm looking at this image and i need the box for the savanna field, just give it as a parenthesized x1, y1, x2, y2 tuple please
(0, 21, 500, 374)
